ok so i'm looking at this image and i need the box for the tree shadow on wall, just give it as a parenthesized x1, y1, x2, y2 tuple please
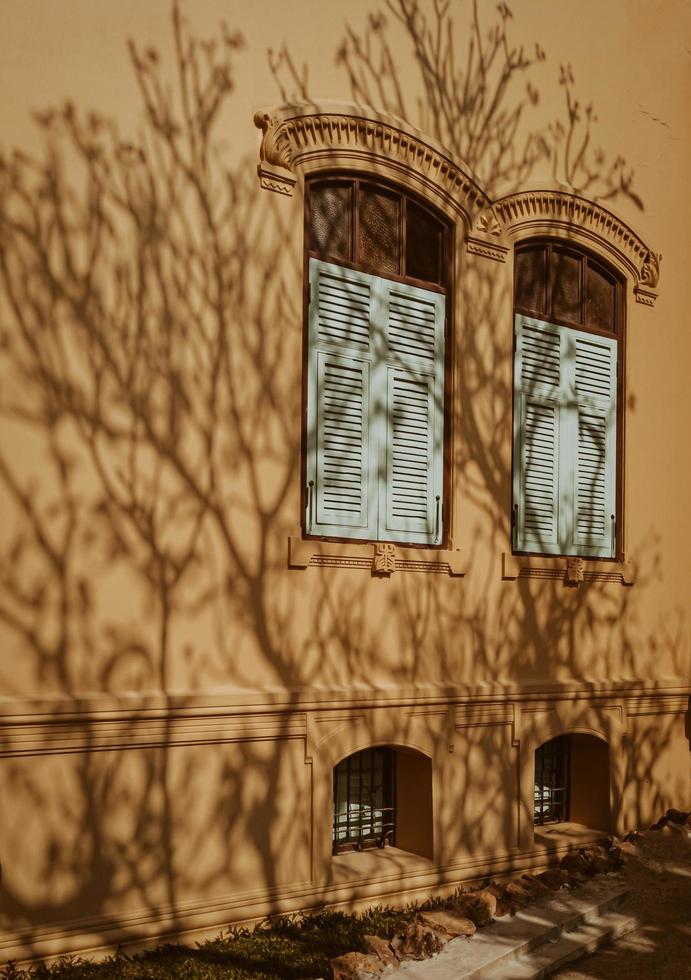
(0, 0, 687, 965)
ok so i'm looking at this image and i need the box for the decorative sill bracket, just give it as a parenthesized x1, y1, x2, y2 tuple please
(289, 536, 466, 577)
(502, 552, 635, 586)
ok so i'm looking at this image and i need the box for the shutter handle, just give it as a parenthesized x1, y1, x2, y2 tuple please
(435, 495, 441, 543)
(512, 503, 518, 549)
(610, 513, 616, 557)
(307, 480, 314, 534)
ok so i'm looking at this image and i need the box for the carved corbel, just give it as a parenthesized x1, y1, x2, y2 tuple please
(373, 543, 396, 576)
(634, 250, 661, 306)
(253, 111, 296, 196)
(565, 556, 585, 586)
(466, 206, 509, 263)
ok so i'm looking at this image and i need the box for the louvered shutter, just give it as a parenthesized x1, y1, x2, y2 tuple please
(514, 317, 563, 553)
(380, 280, 445, 544)
(513, 315, 617, 558)
(570, 332, 617, 557)
(306, 259, 379, 539)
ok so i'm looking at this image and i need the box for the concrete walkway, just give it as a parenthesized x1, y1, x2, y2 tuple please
(384, 822, 691, 979)
(553, 823, 691, 980)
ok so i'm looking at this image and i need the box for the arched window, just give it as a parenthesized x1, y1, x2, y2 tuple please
(534, 733, 611, 833)
(304, 177, 451, 546)
(332, 745, 433, 858)
(513, 242, 625, 559)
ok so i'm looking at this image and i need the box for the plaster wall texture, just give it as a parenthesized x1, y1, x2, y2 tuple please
(0, 0, 689, 964)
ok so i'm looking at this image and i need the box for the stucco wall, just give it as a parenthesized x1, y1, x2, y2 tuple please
(0, 0, 689, 964)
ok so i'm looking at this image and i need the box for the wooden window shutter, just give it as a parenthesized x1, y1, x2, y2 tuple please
(570, 332, 617, 557)
(513, 316, 563, 553)
(307, 258, 445, 544)
(380, 280, 445, 544)
(306, 259, 379, 539)
(513, 315, 617, 558)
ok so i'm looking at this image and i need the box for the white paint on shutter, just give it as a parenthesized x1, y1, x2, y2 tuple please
(513, 314, 617, 558)
(381, 280, 445, 544)
(307, 259, 378, 539)
(307, 258, 445, 544)
(387, 288, 437, 363)
(316, 268, 371, 349)
(572, 333, 617, 557)
(520, 398, 560, 547)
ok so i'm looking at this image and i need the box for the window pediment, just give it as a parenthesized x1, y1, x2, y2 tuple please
(255, 104, 661, 304)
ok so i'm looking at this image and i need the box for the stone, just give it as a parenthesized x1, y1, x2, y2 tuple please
(666, 808, 691, 824)
(536, 868, 569, 891)
(471, 888, 498, 924)
(483, 883, 517, 916)
(419, 910, 477, 938)
(520, 873, 551, 897)
(649, 815, 668, 831)
(391, 921, 447, 960)
(363, 935, 398, 966)
(504, 879, 534, 906)
(560, 851, 592, 876)
(330, 951, 385, 979)
(451, 888, 497, 926)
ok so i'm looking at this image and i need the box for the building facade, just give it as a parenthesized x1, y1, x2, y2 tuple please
(1, 0, 689, 965)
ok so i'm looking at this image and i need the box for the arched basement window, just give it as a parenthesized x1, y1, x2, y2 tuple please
(333, 747, 395, 853)
(534, 733, 611, 832)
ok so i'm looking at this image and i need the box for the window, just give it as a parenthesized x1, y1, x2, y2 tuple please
(513, 242, 623, 559)
(534, 735, 571, 825)
(333, 747, 396, 853)
(305, 179, 450, 545)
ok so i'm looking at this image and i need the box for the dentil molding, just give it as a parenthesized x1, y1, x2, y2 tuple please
(254, 102, 661, 303)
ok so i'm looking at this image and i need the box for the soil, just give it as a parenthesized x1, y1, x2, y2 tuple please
(554, 822, 691, 979)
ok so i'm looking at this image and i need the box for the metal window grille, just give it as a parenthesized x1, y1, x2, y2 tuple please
(332, 747, 396, 853)
(534, 735, 571, 825)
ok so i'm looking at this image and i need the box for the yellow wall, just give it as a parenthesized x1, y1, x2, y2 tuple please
(0, 0, 689, 964)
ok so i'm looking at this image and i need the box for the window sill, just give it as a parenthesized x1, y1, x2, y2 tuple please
(332, 846, 434, 885)
(502, 552, 635, 586)
(288, 535, 466, 576)
(534, 821, 610, 850)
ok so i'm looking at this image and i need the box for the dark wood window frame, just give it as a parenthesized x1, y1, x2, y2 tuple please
(302, 174, 455, 549)
(512, 239, 626, 562)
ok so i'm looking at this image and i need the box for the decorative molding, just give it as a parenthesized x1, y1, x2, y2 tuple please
(289, 536, 467, 576)
(481, 190, 660, 303)
(453, 703, 513, 728)
(373, 542, 397, 575)
(502, 552, 635, 586)
(565, 557, 585, 585)
(465, 234, 509, 263)
(627, 695, 689, 716)
(0, 711, 307, 759)
(253, 105, 661, 303)
(254, 102, 489, 226)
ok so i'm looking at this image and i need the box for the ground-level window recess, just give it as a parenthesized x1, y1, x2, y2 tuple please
(534, 733, 612, 846)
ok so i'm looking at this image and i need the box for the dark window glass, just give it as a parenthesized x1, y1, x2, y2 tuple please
(333, 747, 395, 852)
(309, 183, 352, 261)
(515, 246, 547, 316)
(550, 249, 582, 324)
(534, 736, 571, 825)
(585, 261, 615, 331)
(358, 186, 400, 275)
(406, 202, 442, 284)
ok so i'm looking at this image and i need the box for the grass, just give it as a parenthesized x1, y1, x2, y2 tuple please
(1, 902, 444, 980)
